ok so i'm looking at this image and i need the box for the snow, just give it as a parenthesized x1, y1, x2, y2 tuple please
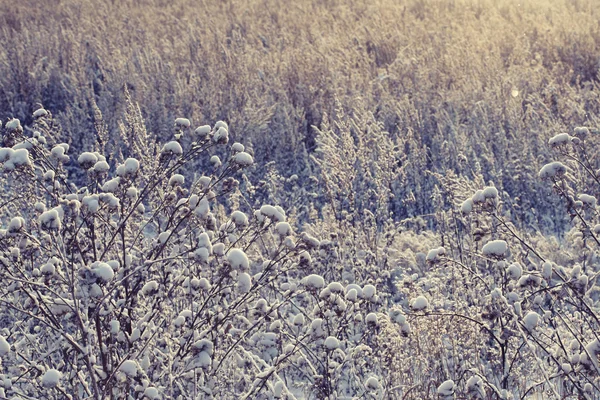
(8, 217, 23, 232)
(124, 158, 140, 175)
(231, 211, 248, 226)
(411, 296, 429, 311)
(143, 387, 160, 399)
(482, 240, 507, 258)
(366, 312, 378, 324)
(324, 336, 339, 350)
(11, 149, 31, 168)
(210, 155, 221, 167)
(0, 336, 10, 356)
(275, 221, 292, 236)
(93, 160, 110, 173)
(227, 248, 249, 270)
(33, 108, 48, 118)
(426, 247, 445, 262)
(102, 177, 121, 193)
(298, 251, 311, 265)
(214, 120, 228, 130)
(461, 198, 473, 214)
(362, 284, 376, 299)
(120, 360, 139, 378)
(302, 274, 325, 289)
(548, 133, 571, 146)
(523, 311, 540, 330)
(471, 190, 485, 204)
(437, 380, 454, 396)
(573, 126, 589, 139)
(92, 262, 115, 283)
(231, 142, 244, 152)
(213, 126, 229, 144)
(237, 272, 252, 293)
(39, 209, 61, 230)
(578, 193, 597, 208)
(5, 118, 21, 131)
(175, 117, 191, 128)
(41, 369, 62, 388)
(194, 125, 211, 138)
(507, 263, 522, 280)
(141, 281, 159, 295)
(365, 376, 380, 391)
(166, 175, 184, 188)
(78, 152, 98, 168)
(161, 141, 183, 156)
(260, 205, 285, 221)
(233, 151, 254, 166)
(539, 161, 567, 179)
(110, 320, 120, 334)
(0, 148, 14, 162)
(483, 186, 498, 199)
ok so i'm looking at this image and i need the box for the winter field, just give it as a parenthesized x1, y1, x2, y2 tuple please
(0, 0, 600, 398)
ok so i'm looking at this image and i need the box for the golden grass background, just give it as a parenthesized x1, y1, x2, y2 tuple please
(1, 0, 599, 227)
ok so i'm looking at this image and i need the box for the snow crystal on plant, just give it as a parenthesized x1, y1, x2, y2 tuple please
(0, 336, 10, 356)
(194, 125, 211, 138)
(141, 281, 159, 296)
(11, 149, 30, 168)
(231, 142, 244, 152)
(548, 133, 571, 146)
(92, 262, 115, 283)
(124, 158, 140, 175)
(110, 320, 120, 334)
(302, 274, 325, 289)
(0, 148, 14, 162)
(437, 380, 454, 396)
(362, 284, 376, 299)
(237, 272, 252, 293)
(93, 160, 109, 173)
(175, 118, 191, 128)
(5, 118, 21, 132)
(120, 360, 139, 378)
(426, 247, 445, 262)
(275, 221, 292, 237)
(233, 152, 253, 166)
(169, 174, 184, 186)
(33, 108, 48, 118)
(324, 336, 339, 350)
(507, 263, 522, 280)
(102, 177, 121, 193)
(228, 248, 249, 270)
(260, 205, 285, 222)
(483, 186, 498, 199)
(39, 209, 61, 230)
(213, 126, 229, 144)
(471, 190, 485, 204)
(143, 387, 160, 399)
(41, 369, 62, 388)
(365, 376, 380, 391)
(161, 141, 183, 156)
(366, 312, 378, 325)
(461, 198, 473, 214)
(523, 311, 540, 330)
(482, 240, 507, 258)
(78, 152, 97, 169)
(231, 211, 248, 226)
(411, 295, 429, 311)
(539, 161, 567, 179)
(215, 120, 228, 130)
(158, 230, 171, 244)
(578, 193, 597, 208)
